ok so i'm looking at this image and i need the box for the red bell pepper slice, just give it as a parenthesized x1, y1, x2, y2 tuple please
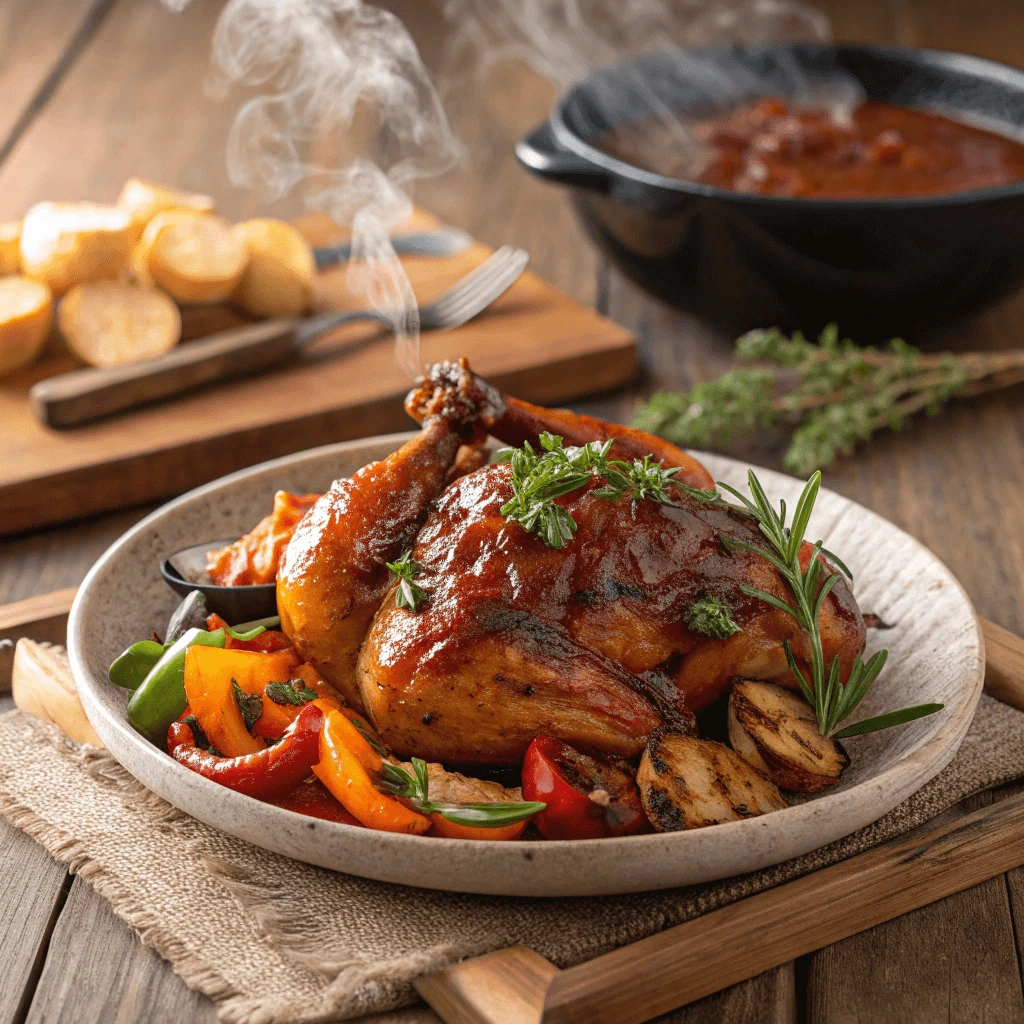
(168, 702, 323, 800)
(521, 736, 647, 840)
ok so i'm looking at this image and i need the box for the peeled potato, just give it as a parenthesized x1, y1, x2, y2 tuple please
(232, 218, 315, 317)
(728, 680, 849, 793)
(58, 280, 181, 367)
(0, 221, 22, 274)
(19, 201, 132, 293)
(0, 275, 53, 375)
(117, 178, 215, 244)
(138, 211, 248, 304)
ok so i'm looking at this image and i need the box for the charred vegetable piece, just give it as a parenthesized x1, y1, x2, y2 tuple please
(521, 735, 646, 840)
(638, 731, 787, 831)
(166, 590, 208, 644)
(268, 778, 362, 825)
(728, 680, 849, 793)
(121, 616, 279, 742)
(183, 645, 302, 755)
(168, 703, 323, 799)
(314, 709, 431, 835)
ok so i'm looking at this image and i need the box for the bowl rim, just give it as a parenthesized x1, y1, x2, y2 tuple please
(159, 538, 278, 598)
(67, 435, 985, 895)
(547, 41, 1024, 210)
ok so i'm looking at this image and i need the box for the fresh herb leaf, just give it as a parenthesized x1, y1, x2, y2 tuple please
(231, 679, 263, 732)
(265, 680, 318, 706)
(710, 470, 942, 738)
(378, 757, 545, 828)
(181, 714, 210, 750)
(386, 550, 428, 611)
(684, 594, 742, 639)
(633, 324, 1009, 474)
(352, 717, 391, 759)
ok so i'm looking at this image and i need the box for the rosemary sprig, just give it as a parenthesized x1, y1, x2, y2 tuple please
(633, 324, 1024, 475)
(385, 550, 427, 611)
(379, 758, 546, 828)
(710, 469, 942, 738)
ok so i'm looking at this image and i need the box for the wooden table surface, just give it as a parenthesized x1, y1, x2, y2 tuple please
(3, 1, 1024, 1022)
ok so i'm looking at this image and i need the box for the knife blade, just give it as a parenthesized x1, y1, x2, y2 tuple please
(313, 229, 473, 270)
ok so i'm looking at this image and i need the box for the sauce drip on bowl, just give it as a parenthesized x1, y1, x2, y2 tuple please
(598, 98, 1024, 199)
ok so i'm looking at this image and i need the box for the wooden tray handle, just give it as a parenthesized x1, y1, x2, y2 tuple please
(983, 619, 1024, 711)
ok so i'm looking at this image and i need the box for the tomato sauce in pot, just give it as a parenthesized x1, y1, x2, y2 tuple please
(598, 98, 1024, 199)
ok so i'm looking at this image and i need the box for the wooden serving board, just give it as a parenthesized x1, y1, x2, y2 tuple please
(0, 210, 636, 537)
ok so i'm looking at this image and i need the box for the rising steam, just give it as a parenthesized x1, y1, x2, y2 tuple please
(164, 0, 463, 379)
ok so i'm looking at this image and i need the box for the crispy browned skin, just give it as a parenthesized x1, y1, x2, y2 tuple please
(358, 463, 864, 764)
(405, 365, 716, 492)
(276, 363, 494, 709)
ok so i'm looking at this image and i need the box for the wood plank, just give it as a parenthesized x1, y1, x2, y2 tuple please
(0, 823, 69, 1024)
(654, 966, 796, 1024)
(22, 876, 216, 1024)
(542, 793, 1024, 1024)
(805, 792, 1024, 1024)
(0, 590, 76, 694)
(0, 0, 112, 165)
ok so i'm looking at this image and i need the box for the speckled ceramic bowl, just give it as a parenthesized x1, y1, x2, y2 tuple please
(68, 435, 984, 897)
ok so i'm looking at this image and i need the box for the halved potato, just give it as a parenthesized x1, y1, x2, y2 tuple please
(0, 275, 53, 375)
(58, 280, 181, 367)
(232, 218, 315, 317)
(117, 178, 215, 244)
(638, 731, 787, 831)
(137, 211, 248, 304)
(728, 680, 849, 793)
(0, 221, 22, 274)
(19, 201, 132, 293)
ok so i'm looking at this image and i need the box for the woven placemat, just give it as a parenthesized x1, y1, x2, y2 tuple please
(2, 696, 1024, 1024)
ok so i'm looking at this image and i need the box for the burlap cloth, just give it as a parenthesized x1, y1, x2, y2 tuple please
(2, 695, 1024, 1024)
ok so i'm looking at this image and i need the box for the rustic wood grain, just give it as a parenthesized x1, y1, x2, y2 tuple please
(0, 824, 68, 1024)
(806, 790, 1024, 1023)
(2, 0, 1024, 1021)
(21, 876, 217, 1024)
(0, 0, 113, 164)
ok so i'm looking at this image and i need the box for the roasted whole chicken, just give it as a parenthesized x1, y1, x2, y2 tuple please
(275, 360, 865, 767)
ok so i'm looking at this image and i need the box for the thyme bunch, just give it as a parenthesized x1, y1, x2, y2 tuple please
(386, 550, 428, 612)
(634, 324, 1024, 475)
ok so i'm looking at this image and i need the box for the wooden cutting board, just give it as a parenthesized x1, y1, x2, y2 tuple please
(0, 210, 635, 537)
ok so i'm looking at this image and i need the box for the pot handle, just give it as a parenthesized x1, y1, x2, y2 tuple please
(516, 121, 610, 191)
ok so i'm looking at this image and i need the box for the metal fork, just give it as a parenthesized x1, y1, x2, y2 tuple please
(31, 246, 530, 428)
(294, 245, 529, 342)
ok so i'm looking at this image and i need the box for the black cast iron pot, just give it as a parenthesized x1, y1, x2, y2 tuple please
(516, 45, 1024, 339)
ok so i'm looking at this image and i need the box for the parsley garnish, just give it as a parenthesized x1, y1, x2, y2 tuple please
(684, 594, 742, 639)
(231, 679, 263, 733)
(265, 680, 318, 706)
(386, 550, 428, 611)
(495, 432, 711, 550)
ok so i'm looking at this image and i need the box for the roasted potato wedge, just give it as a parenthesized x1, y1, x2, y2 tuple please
(638, 731, 787, 831)
(58, 280, 181, 367)
(728, 680, 849, 793)
(232, 218, 315, 317)
(136, 211, 248, 304)
(19, 201, 132, 293)
(0, 275, 53, 375)
(117, 178, 215, 244)
(0, 221, 22, 274)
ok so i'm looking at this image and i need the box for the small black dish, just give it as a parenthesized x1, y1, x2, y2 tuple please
(160, 540, 278, 624)
(517, 44, 1024, 338)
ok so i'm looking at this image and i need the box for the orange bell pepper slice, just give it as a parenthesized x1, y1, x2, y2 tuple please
(314, 710, 430, 835)
(428, 814, 529, 841)
(183, 646, 298, 756)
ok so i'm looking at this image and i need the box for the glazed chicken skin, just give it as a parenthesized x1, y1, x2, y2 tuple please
(279, 360, 865, 765)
